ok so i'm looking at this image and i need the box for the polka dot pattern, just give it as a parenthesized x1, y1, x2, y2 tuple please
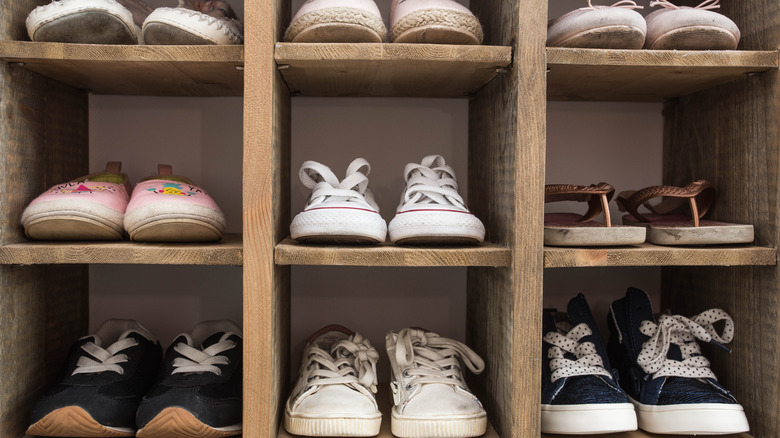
(543, 323, 611, 382)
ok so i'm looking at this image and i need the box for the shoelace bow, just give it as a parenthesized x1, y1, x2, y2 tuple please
(72, 337, 138, 376)
(394, 328, 484, 390)
(300, 159, 379, 211)
(543, 323, 612, 382)
(650, 0, 720, 10)
(402, 156, 467, 210)
(172, 334, 236, 376)
(304, 333, 379, 393)
(637, 309, 734, 379)
(581, 0, 642, 10)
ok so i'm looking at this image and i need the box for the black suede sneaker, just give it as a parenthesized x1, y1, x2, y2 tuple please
(136, 320, 243, 438)
(27, 319, 162, 437)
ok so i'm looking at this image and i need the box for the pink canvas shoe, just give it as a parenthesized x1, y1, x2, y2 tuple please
(26, 0, 153, 44)
(21, 162, 130, 241)
(547, 0, 646, 49)
(124, 165, 226, 242)
(645, 0, 740, 50)
(285, 0, 386, 43)
(389, 0, 483, 45)
(142, 0, 243, 45)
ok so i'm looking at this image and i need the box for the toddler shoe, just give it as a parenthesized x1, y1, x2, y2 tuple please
(27, 319, 162, 437)
(644, 0, 740, 50)
(124, 164, 226, 242)
(388, 155, 484, 244)
(389, 0, 483, 45)
(386, 328, 486, 438)
(547, 0, 646, 49)
(285, 0, 386, 43)
(21, 161, 130, 241)
(142, 0, 243, 45)
(136, 320, 243, 438)
(291, 158, 387, 244)
(607, 287, 750, 434)
(26, 0, 152, 44)
(284, 325, 381, 437)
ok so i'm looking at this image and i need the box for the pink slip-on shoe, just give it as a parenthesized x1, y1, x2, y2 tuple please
(21, 161, 130, 241)
(389, 0, 483, 45)
(285, 0, 386, 43)
(124, 164, 226, 242)
(644, 0, 740, 50)
(142, 0, 243, 45)
(547, 0, 646, 49)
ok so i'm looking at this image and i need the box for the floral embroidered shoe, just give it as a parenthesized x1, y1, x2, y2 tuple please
(21, 162, 131, 241)
(542, 294, 637, 434)
(388, 155, 484, 245)
(284, 325, 381, 437)
(291, 158, 387, 244)
(124, 164, 226, 242)
(26, 0, 152, 44)
(285, 0, 386, 43)
(27, 319, 162, 437)
(607, 287, 750, 434)
(136, 320, 243, 438)
(142, 0, 243, 45)
(389, 0, 483, 45)
(547, 0, 646, 49)
(644, 0, 740, 50)
(386, 328, 486, 438)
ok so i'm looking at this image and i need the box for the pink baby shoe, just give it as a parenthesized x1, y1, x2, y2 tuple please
(389, 0, 483, 45)
(124, 165, 226, 242)
(21, 162, 131, 241)
(645, 0, 740, 50)
(285, 0, 386, 43)
(142, 0, 243, 45)
(547, 0, 646, 49)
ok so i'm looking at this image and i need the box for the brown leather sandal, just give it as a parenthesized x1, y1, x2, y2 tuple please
(544, 183, 646, 247)
(616, 180, 754, 245)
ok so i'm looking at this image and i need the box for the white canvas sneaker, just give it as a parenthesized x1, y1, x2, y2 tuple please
(26, 0, 151, 44)
(388, 155, 484, 244)
(143, 1, 244, 45)
(285, 0, 386, 43)
(389, 0, 482, 44)
(285, 325, 381, 437)
(386, 328, 487, 438)
(291, 158, 388, 244)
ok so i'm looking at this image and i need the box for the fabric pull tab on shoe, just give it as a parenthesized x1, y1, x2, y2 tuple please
(391, 381, 401, 405)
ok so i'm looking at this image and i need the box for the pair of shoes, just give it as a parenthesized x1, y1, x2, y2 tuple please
(285, 325, 486, 438)
(26, 0, 243, 45)
(21, 162, 226, 242)
(547, 0, 740, 50)
(291, 155, 485, 245)
(27, 319, 243, 438)
(285, 0, 482, 45)
(542, 290, 750, 435)
(544, 180, 754, 246)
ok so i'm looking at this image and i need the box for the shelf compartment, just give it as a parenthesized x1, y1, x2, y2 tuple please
(0, 233, 243, 265)
(275, 238, 510, 267)
(544, 243, 776, 268)
(275, 43, 512, 97)
(0, 41, 244, 96)
(547, 48, 778, 101)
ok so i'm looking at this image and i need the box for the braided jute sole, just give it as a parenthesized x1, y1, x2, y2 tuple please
(285, 7, 386, 42)
(390, 8, 483, 44)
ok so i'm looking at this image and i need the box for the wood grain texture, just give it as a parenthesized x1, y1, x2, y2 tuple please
(547, 48, 777, 101)
(0, 41, 244, 96)
(275, 43, 511, 97)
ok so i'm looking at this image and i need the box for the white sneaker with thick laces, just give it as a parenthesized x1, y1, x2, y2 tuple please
(386, 328, 487, 438)
(291, 158, 387, 244)
(388, 155, 484, 244)
(285, 325, 381, 437)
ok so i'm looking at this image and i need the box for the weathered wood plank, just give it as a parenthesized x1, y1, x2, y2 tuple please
(545, 244, 776, 268)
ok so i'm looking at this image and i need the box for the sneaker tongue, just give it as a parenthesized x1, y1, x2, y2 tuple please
(566, 293, 611, 369)
(201, 331, 229, 349)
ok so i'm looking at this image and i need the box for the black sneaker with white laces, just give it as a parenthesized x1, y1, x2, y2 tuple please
(135, 319, 243, 438)
(27, 319, 162, 437)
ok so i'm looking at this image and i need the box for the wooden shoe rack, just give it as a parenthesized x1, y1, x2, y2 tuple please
(0, 0, 778, 437)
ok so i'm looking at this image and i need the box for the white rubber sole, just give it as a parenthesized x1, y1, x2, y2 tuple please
(291, 207, 387, 244)
(284, 411, 382, 437)
(21, 199, 125, 240)
(541, 402, 637, 434)
(634, 399, 750, 434)
(124, 203, 225, 242)
(388, 210, 485, 244)
(391, 409, 486, 438)
(26, 0, 140, 44)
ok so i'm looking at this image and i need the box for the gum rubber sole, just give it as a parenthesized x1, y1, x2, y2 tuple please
(137, 407, 241, 438)
(27, 406, 135, 437)
(284, 412, 382, 437)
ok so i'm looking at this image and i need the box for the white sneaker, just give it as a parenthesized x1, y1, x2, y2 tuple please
(285, 0, 387, 43)
(143, 2, 243, 45)
(291, 158, 388, 244)
(26, 0, 149, 44)
(285, 325, 381, 437)
(388, 155, 484, 244)
(386, 328, 487, 438)
(389, 0, 482, 44)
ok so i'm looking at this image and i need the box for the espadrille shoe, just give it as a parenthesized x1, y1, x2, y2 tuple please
(285, 0, 386, 43)
(124, 164, 226, 242)
(142, 0, 243, 45)
(547, 0, 646, 49)
(26, 0, 152, 44)
(21, 162, 130, 241)
(644, 0, 740, 50)
(389, 0, 482, 45)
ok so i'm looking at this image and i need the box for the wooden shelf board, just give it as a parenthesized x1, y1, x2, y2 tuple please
(0, 233, 243, 265)
(544, 243, 777, 268)
(543, 432, 753, 437)
(275, 238, 511, 267)
(275, 43, 512, 97)
(547, 48, 778, 101)
(0, 41, 244, 96)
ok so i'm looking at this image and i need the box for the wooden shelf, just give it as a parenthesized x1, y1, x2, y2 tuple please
(0, 233, 243, 265)
(274, 43, 512, 97)
(0, 41, 244, 96)
(542, 432, 752, 438)
(275, 238, 511, 267)
(547, 48, 778, 101)
(544, 243, 777, 268)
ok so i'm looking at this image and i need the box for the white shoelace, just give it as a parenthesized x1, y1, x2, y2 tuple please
(581, 0, 643, 10)
(72, 336, 139, 376)
(172, 333, 237, 376)
(637, 309, 734, 379)
(394, 328, 484, 390)
(398, 155, 468, 211)
(299, 158, 380, 212)
(650, 0, 721, 10)
(543, 322, 612, 382)
(303, 333, 379, 393)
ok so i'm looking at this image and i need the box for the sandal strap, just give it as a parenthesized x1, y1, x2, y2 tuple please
(616, 180, 714, 227)
(545, 182, 615, 226)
